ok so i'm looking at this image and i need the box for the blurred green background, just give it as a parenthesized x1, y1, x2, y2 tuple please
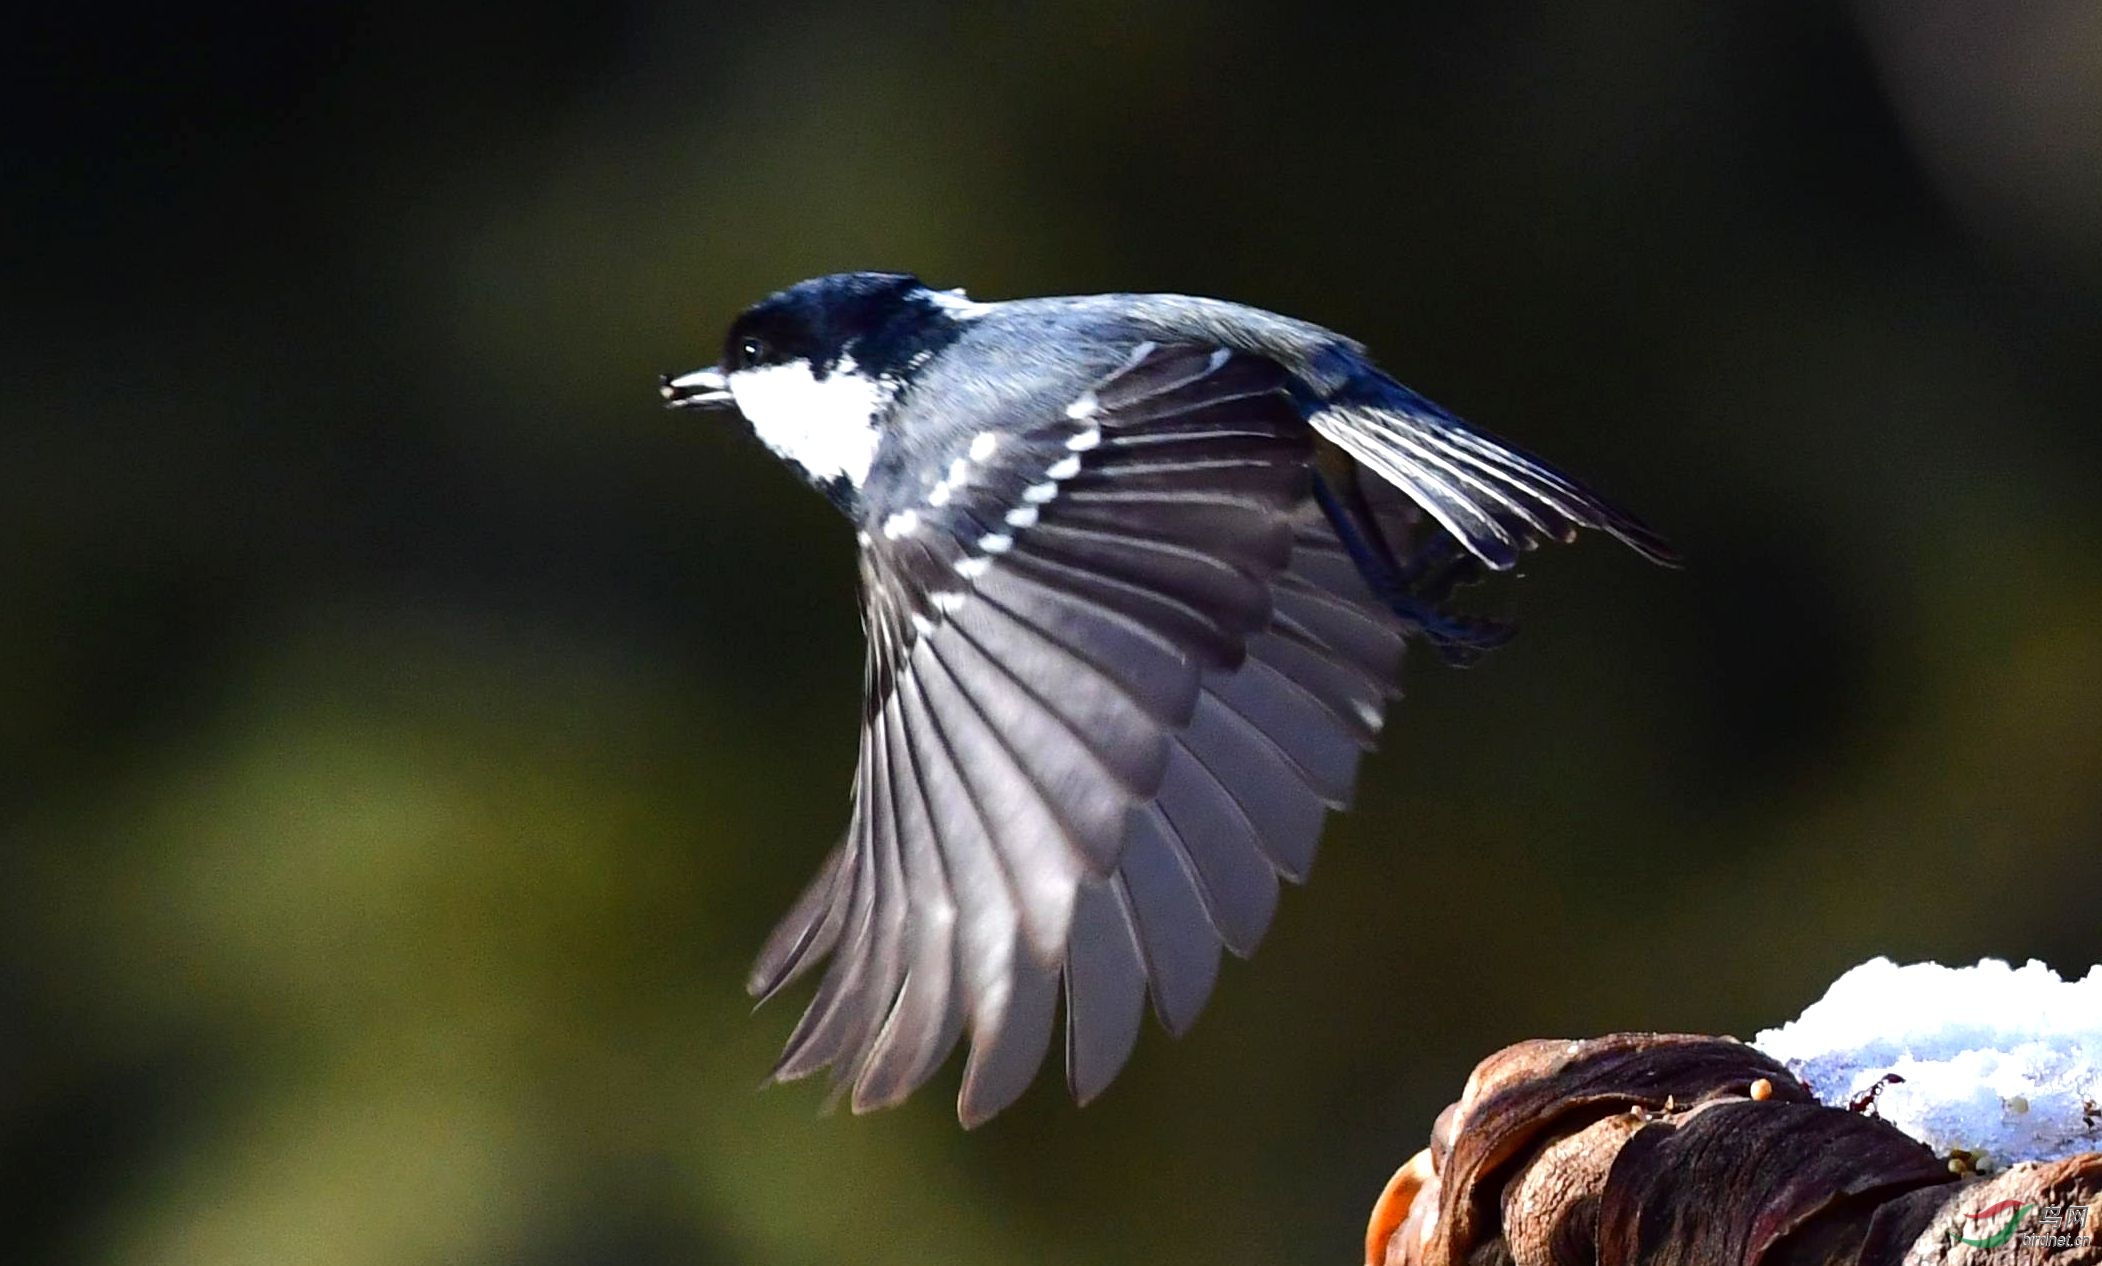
(6, 1, 2101, 1262)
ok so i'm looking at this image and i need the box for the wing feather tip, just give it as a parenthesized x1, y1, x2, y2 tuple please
(955, 1081, 1013, 1130)
(1612, 520, 1684, 568)
(1068, 1064, 1124, 1109)
(1152, 996, 1208, 1040)
(746, 966, 791, 1003)
(849, 1084, 906, 1115)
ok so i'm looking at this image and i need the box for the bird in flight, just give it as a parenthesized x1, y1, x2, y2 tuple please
(662, 272, 1676, 1125)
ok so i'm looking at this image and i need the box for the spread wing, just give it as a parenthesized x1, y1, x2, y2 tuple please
(746, 342, 1410, 1123)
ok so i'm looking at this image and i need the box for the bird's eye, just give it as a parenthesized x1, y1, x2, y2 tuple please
(737, 337, 769, 368)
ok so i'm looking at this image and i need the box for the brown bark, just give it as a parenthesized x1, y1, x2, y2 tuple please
(1369, 1033, 2102, 1266)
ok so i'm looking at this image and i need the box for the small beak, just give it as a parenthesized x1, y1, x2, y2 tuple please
(660, 365, 737, 411)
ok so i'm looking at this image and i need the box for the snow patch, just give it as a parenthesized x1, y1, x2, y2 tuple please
(1755, 957, 2102, 1166)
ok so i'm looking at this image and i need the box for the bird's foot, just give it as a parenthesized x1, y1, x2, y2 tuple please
(1374, 532, 1515, 665)
(1385, 592, 1515, 666)
(1310, 471, 1516, 666)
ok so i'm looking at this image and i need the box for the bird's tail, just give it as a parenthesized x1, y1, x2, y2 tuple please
(1306, 376, 1680, 572)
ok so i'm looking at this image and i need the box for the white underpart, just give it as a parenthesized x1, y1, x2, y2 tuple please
(1754, 957, 2102, 1166)
(727, 355, 890, 488)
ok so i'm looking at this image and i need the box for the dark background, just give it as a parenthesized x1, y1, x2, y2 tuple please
(6, 2, 2100, 1263)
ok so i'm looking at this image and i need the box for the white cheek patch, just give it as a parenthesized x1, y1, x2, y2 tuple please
(728, 358, 891, 488)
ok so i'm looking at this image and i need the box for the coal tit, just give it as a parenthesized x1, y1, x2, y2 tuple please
(663, 272, 1676, 1124)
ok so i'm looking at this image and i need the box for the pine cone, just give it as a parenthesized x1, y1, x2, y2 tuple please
(1368, 1033, 2102, 1266)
